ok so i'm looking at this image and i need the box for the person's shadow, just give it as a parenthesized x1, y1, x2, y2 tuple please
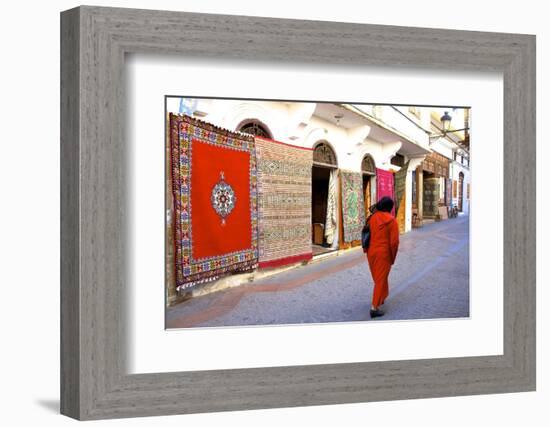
(35, 399, 59, 413)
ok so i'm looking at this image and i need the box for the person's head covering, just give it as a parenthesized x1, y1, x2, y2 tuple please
(368, 203, 378, 214)
(376, 196, 394, 213)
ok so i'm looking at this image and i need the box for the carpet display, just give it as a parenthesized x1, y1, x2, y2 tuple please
(341, 171, 366, 243)
(255, 136, 313, 268)
(169, 113, 258, 290)
(325, 169, 338, 245)
(394, 161, 409, 233)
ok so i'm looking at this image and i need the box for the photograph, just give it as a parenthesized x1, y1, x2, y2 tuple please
(165, 98, 471, 328)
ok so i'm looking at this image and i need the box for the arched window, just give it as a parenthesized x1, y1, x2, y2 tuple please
(313, 141, 337, 167)
(391, 153, 405, 167)
(238, 121, 272, 139)
(361, 154, 376, 175)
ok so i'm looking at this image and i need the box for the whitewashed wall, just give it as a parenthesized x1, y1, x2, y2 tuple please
(167, 99, 406, 173)
(451, 161, 471, 215)
(167, 99, 443, 233)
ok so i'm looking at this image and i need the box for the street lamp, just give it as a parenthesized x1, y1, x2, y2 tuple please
(440, 111, 452, 133)
(431, 110, 469, 138)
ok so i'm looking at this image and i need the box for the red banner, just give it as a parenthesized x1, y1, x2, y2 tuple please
(376, 168, 395, 216)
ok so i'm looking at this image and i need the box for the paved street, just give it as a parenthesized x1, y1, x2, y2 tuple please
(166, 216, 470, 328)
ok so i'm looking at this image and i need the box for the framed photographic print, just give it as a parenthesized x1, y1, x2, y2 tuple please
(60, 5, 536, 420)
(163, 98, 473, 330)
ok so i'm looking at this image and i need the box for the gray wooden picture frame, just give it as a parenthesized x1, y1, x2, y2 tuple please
(60, 5, 536, 420)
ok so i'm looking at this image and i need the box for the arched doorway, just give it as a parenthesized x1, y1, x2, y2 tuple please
(361, 154, 376, 218)
(237, 120, 272, 139)
(312, 141, 338, 254)
(313, 141, 337, 167)
(458, 171, 464, 212)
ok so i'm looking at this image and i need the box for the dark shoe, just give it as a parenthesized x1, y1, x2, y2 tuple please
(370, 308, 385, 319)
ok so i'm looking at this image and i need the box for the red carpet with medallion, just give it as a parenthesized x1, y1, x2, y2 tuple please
(169, 114, 258, 290)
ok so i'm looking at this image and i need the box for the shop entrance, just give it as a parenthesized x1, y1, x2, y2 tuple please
(361, 154, 376, 218)
(311, 142, 338, 256)
(418, 152, 451, 222)
(422, 171, 440, 219)
(312, 166, 331, 247)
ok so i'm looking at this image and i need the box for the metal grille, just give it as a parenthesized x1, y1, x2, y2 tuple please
(313, 142, 337, 166)
(239, 122, 271, 138)
(361, 154, 376, 174)
(391, 153, 405, 167)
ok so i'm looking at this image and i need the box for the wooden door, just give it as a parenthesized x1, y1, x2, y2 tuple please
(458, 172, 464, 212)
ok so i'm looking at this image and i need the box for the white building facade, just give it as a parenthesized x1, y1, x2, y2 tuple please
(428, 108, 471, 216)
(167, 98, 470, 243)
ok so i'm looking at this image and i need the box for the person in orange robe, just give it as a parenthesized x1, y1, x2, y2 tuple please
(364, 196, 399, 318)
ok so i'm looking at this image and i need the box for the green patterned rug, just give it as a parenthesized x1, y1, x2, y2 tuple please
(341, 171, 366, 243)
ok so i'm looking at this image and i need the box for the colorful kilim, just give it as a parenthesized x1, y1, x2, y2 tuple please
(325, 170, 338, 245)
(169, 113, 259, 290)
(255, 137, 313, 268)
(341, 171, 366, 243)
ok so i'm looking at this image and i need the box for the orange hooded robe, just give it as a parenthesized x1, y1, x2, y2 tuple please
(364, 211, 400, 307)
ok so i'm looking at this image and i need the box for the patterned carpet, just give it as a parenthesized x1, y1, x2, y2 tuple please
(255, 137, 313, 268)
(169, 113, 258, 290)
